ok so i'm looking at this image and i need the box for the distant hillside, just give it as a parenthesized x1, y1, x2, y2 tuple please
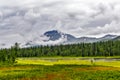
(112, 36, 120, 40)
(0, 30, 119, 48)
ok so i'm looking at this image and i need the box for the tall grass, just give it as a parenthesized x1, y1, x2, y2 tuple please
(0, 65, 120, 80)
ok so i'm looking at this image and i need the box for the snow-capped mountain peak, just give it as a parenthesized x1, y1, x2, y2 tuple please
(22, 30, 67, 47)
(0, 30, 119, 48)
(44, 30, 64, 41)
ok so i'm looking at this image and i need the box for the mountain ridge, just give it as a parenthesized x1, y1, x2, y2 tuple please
(23, 30, 118, 47)
(0, 30, 119, 48)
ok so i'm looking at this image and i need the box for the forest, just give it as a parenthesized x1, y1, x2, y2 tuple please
(0, 40, 120, 64)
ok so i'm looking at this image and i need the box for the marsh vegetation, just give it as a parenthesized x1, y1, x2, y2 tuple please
(0, 41, 120, 80)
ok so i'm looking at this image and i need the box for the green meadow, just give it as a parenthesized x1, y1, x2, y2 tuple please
(0, 57, 120, 80)
(17, 57, 120, 67)
(1, 41, 120, 79)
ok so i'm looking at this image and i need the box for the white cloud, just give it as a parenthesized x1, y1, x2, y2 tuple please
(0, 0, 120, 47)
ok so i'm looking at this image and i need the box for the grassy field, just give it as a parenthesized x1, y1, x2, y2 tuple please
(0, 57, 120, 80)
(17, 57, 120, 67)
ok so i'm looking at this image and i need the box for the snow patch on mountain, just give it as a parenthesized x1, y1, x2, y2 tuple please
(0, 30, 118, 49)
(21, 30, 67, 48)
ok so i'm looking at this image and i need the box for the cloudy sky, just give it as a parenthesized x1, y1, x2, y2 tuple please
(0, 0, 120, 39)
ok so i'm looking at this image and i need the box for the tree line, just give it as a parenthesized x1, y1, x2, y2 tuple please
(0, 43, 19, 64)
(0, 40, 120, 63)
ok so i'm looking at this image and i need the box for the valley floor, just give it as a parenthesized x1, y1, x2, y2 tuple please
(0, 57, 120, 80)
(17, 57, 120, 67)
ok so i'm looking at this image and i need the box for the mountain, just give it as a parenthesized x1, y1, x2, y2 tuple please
(43, 30, 77, 42)
(77, 37, 97, 43)
(44, 30, 63, 41)
(112, 36, 120, 40)
(23, 30, 67, 47)
(0, 30, 119, 48)
(99, 34, 117, 41)
(41, 30, 118, 44)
